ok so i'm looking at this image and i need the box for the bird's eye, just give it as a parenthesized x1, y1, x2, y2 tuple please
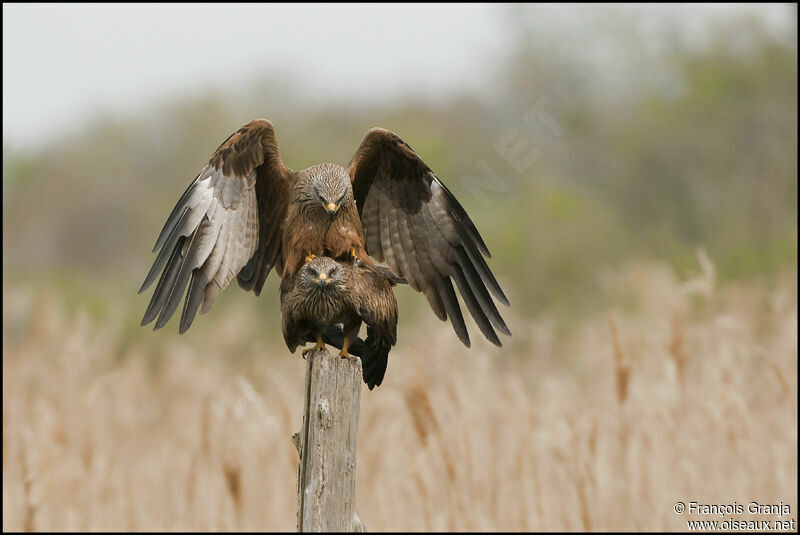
(328, 267, 337, 277)
(308, 267, 318, 276)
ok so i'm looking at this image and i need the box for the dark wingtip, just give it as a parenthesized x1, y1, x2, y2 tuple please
(153, 312, 171, 331)
(458, 330, 472, 348)
(139, 269, 159, 295)
(486, 330, 501, 347)
(497, 290, 511, 308)
(140, 306, 159, 327)
(179, 272, 207, 335)
(495, 316, 512, 337)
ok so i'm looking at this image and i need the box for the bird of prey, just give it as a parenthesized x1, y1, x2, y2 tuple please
(280, 256, 400, 389)
(140, 118, 510, 348)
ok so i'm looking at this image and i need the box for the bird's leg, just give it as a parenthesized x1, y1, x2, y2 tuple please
(315, 332, 326, 351)
(304, 253, 316, 263)
(350, 248, 358, 261)
(338, 336, 350, 359)
(302, 332, 326, 357)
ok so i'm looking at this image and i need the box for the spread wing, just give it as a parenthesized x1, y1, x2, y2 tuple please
(348, 128, 510, 347)
(139, 119, 294, 333)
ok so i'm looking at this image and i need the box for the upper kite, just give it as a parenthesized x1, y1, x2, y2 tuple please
(140, 119, 511, 346)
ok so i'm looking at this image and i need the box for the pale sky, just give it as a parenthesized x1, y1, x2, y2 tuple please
(3, 3, 793, 149)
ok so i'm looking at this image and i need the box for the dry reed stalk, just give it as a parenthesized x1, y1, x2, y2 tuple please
(761, 354, 790, 400)
(403, 375, 463, 525)
(20, 435, 36, 533)
(222, 459, 243, 526)
(569, 421, 595, 532)
(574, 473, 592, 531)
(403, 381, 439, 445)
(668, 308, 688, 392)
(200, 394, 212, 457)
(185, 454, 198, 530)
(608, 314, 631, 404)
(3, 267, 796, 532)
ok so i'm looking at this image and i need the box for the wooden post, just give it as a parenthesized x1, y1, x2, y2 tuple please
(292, 349, 366, 532)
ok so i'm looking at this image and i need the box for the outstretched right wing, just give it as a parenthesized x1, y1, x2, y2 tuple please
(139, 119, 294, 334)
(348, 128, 510, 348)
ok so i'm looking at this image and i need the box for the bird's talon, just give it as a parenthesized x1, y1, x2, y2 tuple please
(302, 331, 327, 358)
(338, 336, 350, 359)
(305, 254, 316, 263)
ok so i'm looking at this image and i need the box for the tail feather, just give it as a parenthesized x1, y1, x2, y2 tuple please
(360, 327, 392, 390)
(313, 325, 391, 389)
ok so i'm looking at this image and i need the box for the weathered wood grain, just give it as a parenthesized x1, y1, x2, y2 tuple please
(295, 349, 366, 532)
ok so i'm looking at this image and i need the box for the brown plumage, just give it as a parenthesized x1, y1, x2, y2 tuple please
(281, 163, 371, 277)
(280, 256, 398, 389)
(348, 128, 510, 347)
(139, 120, 369, 334)
(140, 118, 510, 350)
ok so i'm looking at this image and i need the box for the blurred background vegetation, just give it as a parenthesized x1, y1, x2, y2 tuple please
(3, 6, 796, 338)
(3, 6, 797, 531)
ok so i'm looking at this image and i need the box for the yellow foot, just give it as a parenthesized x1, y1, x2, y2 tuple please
(350, 248, 358, 261)
(305, 253, 316, 263)
(302, 333, 326, 357)
(338, 336, 350, 358)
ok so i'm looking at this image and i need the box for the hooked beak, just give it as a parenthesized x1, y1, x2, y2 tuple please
(316, 272, 328, 286)
(324, 202, 339, 215)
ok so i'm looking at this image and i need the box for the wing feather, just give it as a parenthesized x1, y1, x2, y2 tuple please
(361, 184, 383, 261)
(387, 202, 416, 290)
(395, 202, 424, 291)
(349, 128, 509, 347)
(378, 187, 399, 271)
(179, 202, 224, 332)
(154, 229, 201, 330)
(141, 236, 186, 326)
(450, 263, 499, 345)
(140, 119, 294, 332)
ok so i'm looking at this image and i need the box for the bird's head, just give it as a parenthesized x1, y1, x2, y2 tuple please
(308, 164, 353, 218)
(299, 256, 346, 292)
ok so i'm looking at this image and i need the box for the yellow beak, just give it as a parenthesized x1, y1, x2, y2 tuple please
(318, 273, 327, 281)
(325, 202, 338, 214)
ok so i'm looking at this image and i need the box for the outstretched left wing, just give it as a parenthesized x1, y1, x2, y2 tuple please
(348, 128, 510, 347)
(139, 119, 294, 333)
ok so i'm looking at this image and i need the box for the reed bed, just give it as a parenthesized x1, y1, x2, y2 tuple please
(3, 260, 796, 531)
